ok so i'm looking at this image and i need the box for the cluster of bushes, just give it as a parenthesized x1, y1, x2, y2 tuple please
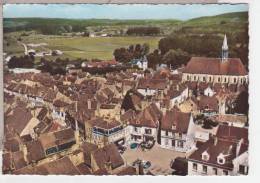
(194, 114, 218, 129)
(113, 43, 149, 63)
(37, 58, 84, 75)
(8, 55, 34, 68)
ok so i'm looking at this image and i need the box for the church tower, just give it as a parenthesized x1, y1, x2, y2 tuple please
(221, 34, 229, 61)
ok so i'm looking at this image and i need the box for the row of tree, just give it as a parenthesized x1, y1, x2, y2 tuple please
(126, 27, 161, 36)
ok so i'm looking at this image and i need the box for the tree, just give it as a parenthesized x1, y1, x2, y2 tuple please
(142, 43, 150, 55)
(147, 49, 162, 69)
(162, 49, 190, 69)
(113, 47, 133, 63)
(128, 45, 134, 53)
(83, 31, 90, 37)
(234, 90, 249, 115)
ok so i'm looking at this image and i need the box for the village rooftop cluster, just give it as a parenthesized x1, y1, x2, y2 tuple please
(3, 36, 249, 176)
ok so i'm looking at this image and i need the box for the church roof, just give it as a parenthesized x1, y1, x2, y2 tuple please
(183, 57, 247, 76)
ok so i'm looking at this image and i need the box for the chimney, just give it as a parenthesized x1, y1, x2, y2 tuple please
(22, 144, 29, 164)
(75, 120, 80, 145)
(87, 99, 91, 110)
(176, 84, 179, 91)
(214, 137, 218, 146)
(76, 101, 78, 112)
(96, 103, 101, 116)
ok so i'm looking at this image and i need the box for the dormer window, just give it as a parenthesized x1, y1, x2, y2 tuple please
(172, 124, 176, 130)
(218, 158, 224, 164)
(217, 154, 226, 165)
(202, 151, 210, 161)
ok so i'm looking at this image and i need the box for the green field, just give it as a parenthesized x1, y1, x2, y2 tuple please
(39, 36, 161, 60)
(4, 33, 161, 60)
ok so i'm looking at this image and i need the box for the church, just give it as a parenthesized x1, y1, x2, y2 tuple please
(182, 35, 248, 85)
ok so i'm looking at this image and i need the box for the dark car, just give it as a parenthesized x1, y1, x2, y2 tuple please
(143, 161, 151, 169)
(130, 143, 138, 149)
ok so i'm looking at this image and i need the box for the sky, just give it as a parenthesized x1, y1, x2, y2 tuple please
(3, 4, 248, 20)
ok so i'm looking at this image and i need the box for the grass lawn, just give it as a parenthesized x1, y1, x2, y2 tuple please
(24, 35, 162, 60)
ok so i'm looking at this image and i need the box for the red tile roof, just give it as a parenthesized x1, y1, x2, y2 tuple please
(216, 125, 248, 144)
(161, 109, 191, 133)
(188, 138, 238, 170)
(183, 57, 247, 76)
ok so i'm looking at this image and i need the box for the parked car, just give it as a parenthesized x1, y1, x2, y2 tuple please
(142, 160, 151, 169)
(140, 140, 155, 149)
(130, 143, 138, 149)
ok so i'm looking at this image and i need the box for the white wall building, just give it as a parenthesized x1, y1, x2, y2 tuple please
(160, 110, 196, 152)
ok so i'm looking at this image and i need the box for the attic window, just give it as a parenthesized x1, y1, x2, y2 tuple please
(202, 151, 209, 161)
(217, 156, 225, 165)
(172, 125, 176, 130)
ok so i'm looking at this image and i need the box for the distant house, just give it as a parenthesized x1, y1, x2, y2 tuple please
(166, 84, 189, 108)
(137, 78, 168, 97)
(160, 109, 196, 152)
(52, 99, 70, 122)
(132, 56, 148, 71)
(27, 49, 36, 56)
(204, 86, 215, 97)
(192, 96, 219, 115)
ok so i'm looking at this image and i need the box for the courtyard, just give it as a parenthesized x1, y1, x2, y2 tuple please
(122, 143, 186, 175)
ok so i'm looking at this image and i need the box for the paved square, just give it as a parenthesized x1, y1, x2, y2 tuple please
(122, 143, 186, 175)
